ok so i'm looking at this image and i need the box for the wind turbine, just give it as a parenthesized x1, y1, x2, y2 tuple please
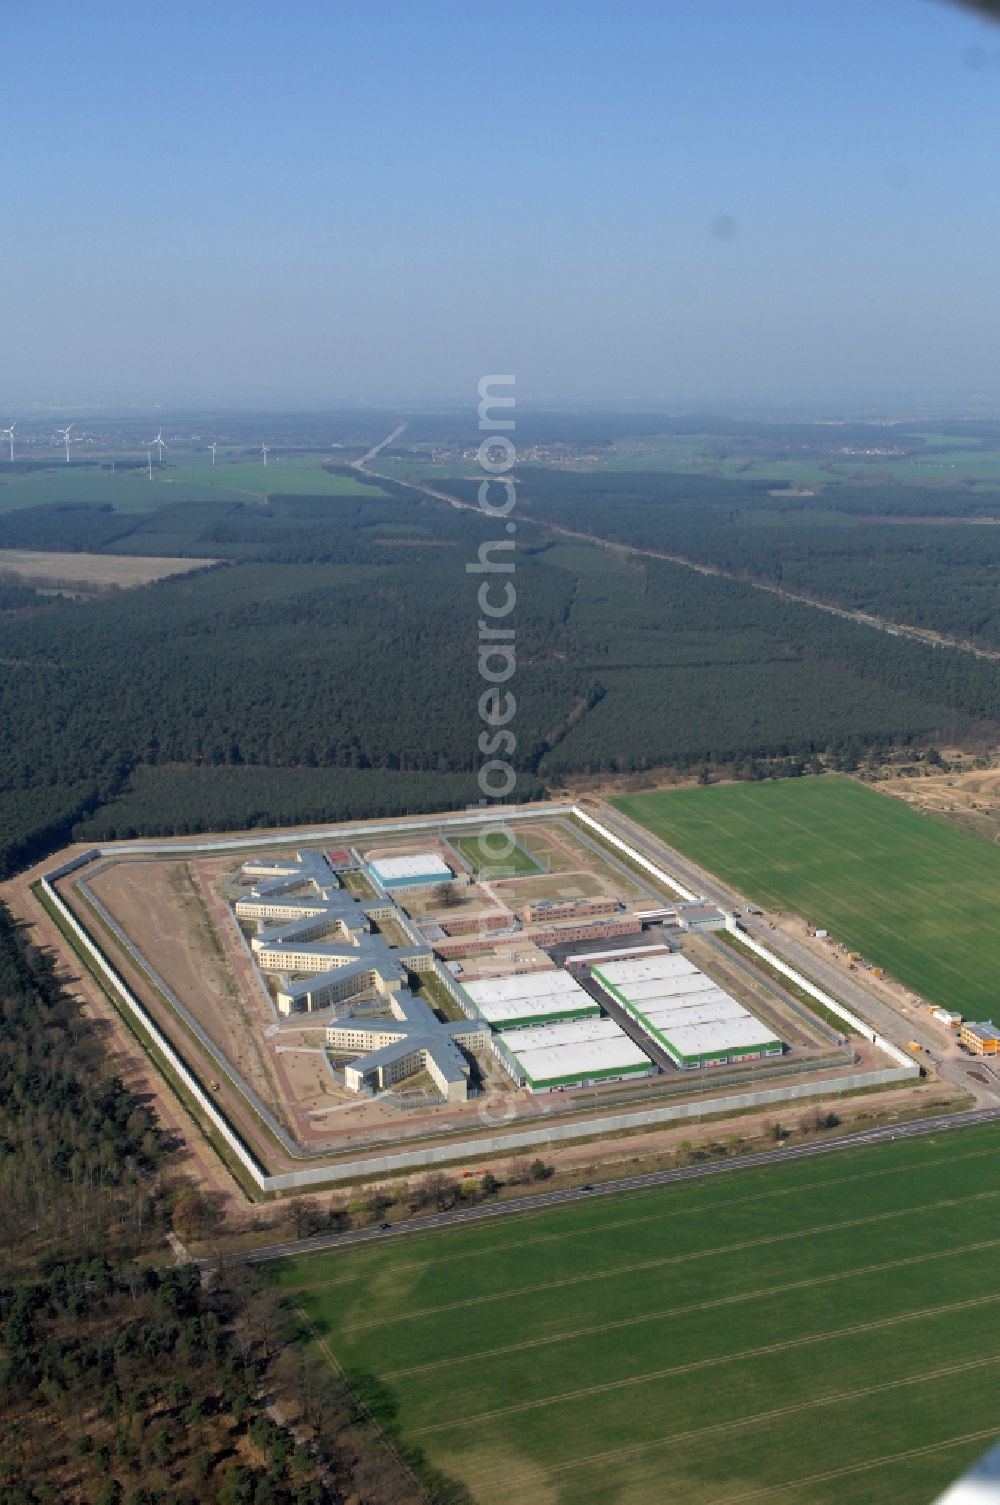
(55, 424, 74, 463)
(150, 428, 168, 465)
(146, 446, 153, 480)
(261, 442, 269, 466)
(208, 441, 218, 467)
(0, 422, 14, 461)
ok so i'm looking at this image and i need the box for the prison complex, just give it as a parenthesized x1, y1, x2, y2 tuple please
(233, 844, 779, 1105)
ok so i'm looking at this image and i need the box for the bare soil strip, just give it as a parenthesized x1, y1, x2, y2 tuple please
(0, 548, 217, 587)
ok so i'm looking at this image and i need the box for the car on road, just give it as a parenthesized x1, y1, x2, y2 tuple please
(378, 1222, 392, 1231)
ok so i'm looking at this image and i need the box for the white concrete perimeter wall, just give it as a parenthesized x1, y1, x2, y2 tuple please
(271, 1064, 918, 1189)
(724, 917, 916, 1069)
(40, 874, 271, 1190)
(570, 807, 698, 901)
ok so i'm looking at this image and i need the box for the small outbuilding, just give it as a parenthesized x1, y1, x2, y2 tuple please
(960, 1021, 1000, 1055)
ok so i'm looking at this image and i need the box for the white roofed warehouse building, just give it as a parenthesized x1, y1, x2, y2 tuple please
(493, 1016, 654, 1092)
(592, 954, 783, 1069)
(458, 969, 600, 1031)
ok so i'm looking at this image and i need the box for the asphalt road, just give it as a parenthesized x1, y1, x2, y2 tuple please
(228, 1103, 1000, 1267)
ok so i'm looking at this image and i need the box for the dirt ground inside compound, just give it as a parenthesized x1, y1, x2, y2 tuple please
(88, 857, 294, 1131)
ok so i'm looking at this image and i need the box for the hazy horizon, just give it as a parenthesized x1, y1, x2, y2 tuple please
(6, 0, 1000, 410)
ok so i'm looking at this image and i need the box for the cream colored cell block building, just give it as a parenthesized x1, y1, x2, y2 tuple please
(233, 850, 431, 1016)
(326, 990, 490, 1102)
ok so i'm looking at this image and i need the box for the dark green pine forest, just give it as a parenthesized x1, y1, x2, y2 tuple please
(0, 902, 435, 1505)
(2, 469, 999, 877)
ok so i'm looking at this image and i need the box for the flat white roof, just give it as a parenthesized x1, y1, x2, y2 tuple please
(595, 954, 782, 1060)
(640, 997, 749, 1030)
(462, 969, 584, 1006)
(597, 955, 697, 984)
(501, 1016, 625, 1052)
(369, 853, 452, 881)
(661, 1016, 782, 1057)
(618, 973, 718, 1002)
(462, 967, 597, 1024)
(637, 986, 742, 1016)
(502, 1016, 652, 1082)
(473, 994, 597, 1025)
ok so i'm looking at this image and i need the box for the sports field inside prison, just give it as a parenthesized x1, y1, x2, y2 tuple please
(271, 1123, 1000, 1505)
(450, 833, 543, 878)
(612, 775, 1000, 1019)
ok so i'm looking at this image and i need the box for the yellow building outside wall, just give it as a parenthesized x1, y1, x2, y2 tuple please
(960, 1022, 1000, 1054)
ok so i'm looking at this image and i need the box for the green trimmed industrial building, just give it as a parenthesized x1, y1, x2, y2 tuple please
(593, 955, 783, 1069)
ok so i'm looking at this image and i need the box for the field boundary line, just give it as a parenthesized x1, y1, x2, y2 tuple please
(499, 1350, 1000, 1483)
(407, 1287, 1000, 1435)
(704, 1424, 1000, 1505)
(380, 1232, 1000, 1380)
(340, 1186, 1000, 1332)
(292, 1305, 425, 1498)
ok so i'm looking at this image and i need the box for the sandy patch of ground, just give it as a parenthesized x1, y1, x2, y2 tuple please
(0, 549, 217, 588)
(874, 758, 1000, 845)
(88, 857, 293, 1134)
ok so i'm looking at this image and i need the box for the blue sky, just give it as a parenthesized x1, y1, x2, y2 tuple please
(4, 0, 1000, 409)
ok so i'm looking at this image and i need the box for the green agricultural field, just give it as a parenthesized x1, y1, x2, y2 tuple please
(841, 448, 1000, 485)
(588, 429, 1000, 489)
(612, 776, 1000, 1017)
(159, 456, 388, 498)
(364, 455, 473, 484)
(272, 1123, 1000, 1504)
(450, 832, 543, 877)
(0, 451, 387, 514)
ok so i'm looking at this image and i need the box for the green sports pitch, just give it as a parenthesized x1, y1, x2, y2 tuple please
(271, 1123, 1000, 1504)
(449, 832, 542, 877)
(612, 775, 1000, 1020)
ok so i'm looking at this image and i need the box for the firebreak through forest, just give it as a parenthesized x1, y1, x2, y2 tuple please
(1, 479, 998, 878)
